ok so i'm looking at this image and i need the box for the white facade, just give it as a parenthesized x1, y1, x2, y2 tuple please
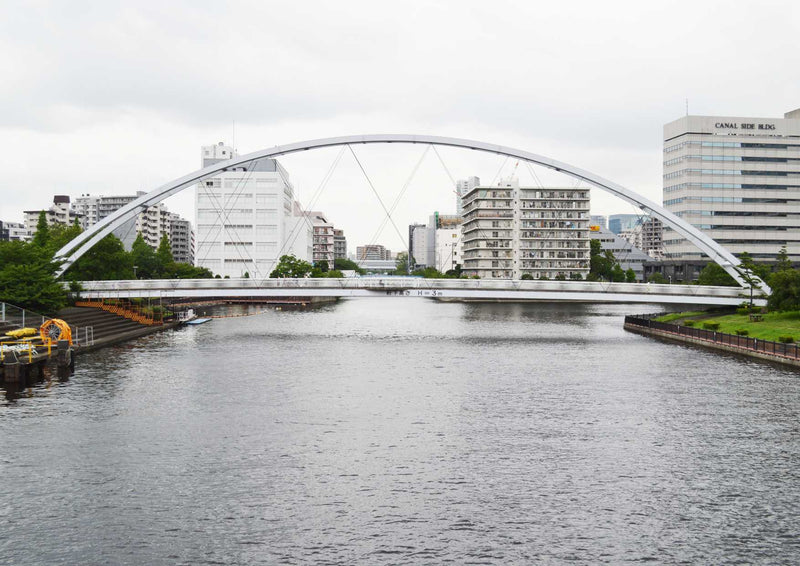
(462, 178, 590, 279)
(434, 228, 462, 272)
(195, 142, 310, 278)
(408, 223, 429, 268)
(663, 108, 800, 263)
(456, 176, 480, 215)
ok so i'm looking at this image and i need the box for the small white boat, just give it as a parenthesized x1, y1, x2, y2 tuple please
(185, 318, 212, 325)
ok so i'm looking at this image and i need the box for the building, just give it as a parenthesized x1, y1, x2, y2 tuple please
(428, 213, 463, 273)
(456, 176, 480, 215)
(356, 244, 393, 261)
(408, 223, 428, 268)
(608, 213, 642, 234)
(462, 178, 590, 279)
(304, 211, 335, 267)
(169, 213, 194, 264)
(333, 229, 347, 260)
(590, 215, 607, 230)
(195, 142, 311, 278)
(24, 195, 83, 237)
(72, 192, 194, 259)
(0, 221, 27, 241)
(663, 108, 800, 271)
(591, 225, 653, 281)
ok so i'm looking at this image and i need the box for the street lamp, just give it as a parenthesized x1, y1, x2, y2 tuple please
(133, 265, 138, 279)
(668, 275, 672, 285)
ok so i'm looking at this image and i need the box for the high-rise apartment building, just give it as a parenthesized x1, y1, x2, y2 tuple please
(195, 142, 311, 278)
(462, 178, 590, 279)
(169, 213, 194, 264)
(456, 176, 480, 215)
(333, 229, 347, 260)
(24, 196, 83, 237)
(663, 108, 800, 266)
(305, 211, 335, 266)
(356, 244, 393, 261)
(408, 223, 428, 268)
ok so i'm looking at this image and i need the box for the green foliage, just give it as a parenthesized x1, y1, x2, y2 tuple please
(393, 251, 411, 275)
(697, 262, 737, 286)
(0, 250, 66, 314)
(554, 274, 567, 281)
(625, 268, 636, 283)
(735, 329, 749, 336)
(570, 272, 583, 280)
(647, 272, 668, 284)
(67, 234, 134, 280)
(32, 211, 50, 249)
(156, 234, 174, 268)
(327, 269, 344, 278)
(684, 320, 696, 327)
(334, 257, 365, 274)
(703, 322, 720, 331)
(167, 262, 215, 279)
(270, 254, 312, 278)
(767, 268, 800, 312)
(588, 239, 621, 282)
(316, 260, 329, 273)
(778, 336, 795, 344)
(521, 273, 534, 280)
(131, 234, 161, 279)
(775, 246, 793, 272)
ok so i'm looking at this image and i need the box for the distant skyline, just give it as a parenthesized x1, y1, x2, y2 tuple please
(1, 0, 798, 252)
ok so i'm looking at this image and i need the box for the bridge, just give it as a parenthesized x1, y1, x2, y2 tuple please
(73, 278, 760, 306)
(54, 134, 769, 293)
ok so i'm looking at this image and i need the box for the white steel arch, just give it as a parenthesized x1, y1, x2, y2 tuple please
(54, 134, 764, 290)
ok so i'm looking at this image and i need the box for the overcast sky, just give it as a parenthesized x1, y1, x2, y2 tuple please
(1, 0, 798, 252)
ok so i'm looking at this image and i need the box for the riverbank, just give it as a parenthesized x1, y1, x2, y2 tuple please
(625, 314, 800, 368)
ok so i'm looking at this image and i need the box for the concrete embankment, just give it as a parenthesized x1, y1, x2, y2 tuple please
(624, 315, 800, 369)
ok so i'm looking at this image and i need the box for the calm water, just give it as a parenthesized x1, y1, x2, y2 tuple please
(1, 299, 799, 565)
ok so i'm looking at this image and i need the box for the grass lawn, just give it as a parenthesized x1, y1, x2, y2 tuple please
(663, 310, 800, 342)
(655, 311, 708, 324)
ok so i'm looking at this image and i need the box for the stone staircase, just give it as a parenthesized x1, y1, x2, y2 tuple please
(57, 306, 178, 351)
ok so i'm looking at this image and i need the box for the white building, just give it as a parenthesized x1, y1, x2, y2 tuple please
(24, 195, 83, 237)
(195, 142, 311, 278)
(462, 178, 590, 279)
(663, 108, 800, 265)
(408, 223, 429, 268)
(456, 176, 480, 215)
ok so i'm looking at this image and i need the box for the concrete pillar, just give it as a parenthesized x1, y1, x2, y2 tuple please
(3, 351, 22, 384)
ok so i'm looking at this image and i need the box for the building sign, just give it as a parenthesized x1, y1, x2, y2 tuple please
(589, 225, 601, 232)
(714, 122, 776, 131)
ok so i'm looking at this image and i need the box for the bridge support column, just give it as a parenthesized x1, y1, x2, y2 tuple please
(56, 340, 74, 379)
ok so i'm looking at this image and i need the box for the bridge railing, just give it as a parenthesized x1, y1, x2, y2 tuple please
(625, 314, 800, 360)
(71, 278, 752, 299)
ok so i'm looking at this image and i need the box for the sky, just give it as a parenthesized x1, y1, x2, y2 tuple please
(1, 0, 799, 253)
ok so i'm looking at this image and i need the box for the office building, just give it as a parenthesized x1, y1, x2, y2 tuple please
(663, 108, 800, 270)
(591, 225, 653, 281)
(462, 178, 590, 279)
(356, 244, 393, 261)
(195, 142, 311, 278)
(608, 214, 642, 235)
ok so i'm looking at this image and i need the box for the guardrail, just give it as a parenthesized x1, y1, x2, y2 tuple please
(1, 302, 48, 330)
(625, 314, 800, 360)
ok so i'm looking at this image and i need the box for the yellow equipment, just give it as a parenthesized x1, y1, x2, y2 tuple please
(39, 319, 72, 345)
(4, 327, 38, 339)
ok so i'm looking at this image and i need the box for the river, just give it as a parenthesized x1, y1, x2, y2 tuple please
(1, 299, 799, 565)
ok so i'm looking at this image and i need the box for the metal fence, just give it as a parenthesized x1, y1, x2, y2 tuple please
(624, 314, 800, 360)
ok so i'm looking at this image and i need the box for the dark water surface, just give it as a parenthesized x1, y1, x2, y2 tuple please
(2, 299, 799, 565)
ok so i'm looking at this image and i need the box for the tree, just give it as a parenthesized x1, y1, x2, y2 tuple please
(156, 233, 174, 274)
(170, 263, 215, 279)
(0, 259, 66, 314)
(394, 251, 411, 275)
(697, 262, 737, 286)
(625, 268, 636, 283)
(648, 272, 668, 284)
(269, 254, 312, 278)
(776, 246, 792, 272)
(611, 263, 626, 282)
(587, 239, 616, 281)
(32, 211, 50, 249)
(736, 251, 763, 307)
(520, 273, 533, 280)
(316, 259, 329, 273)
(67, 234, 134, 280)
(334, 257, 365, 275)
(768, 269, 800, 311)
(130, 234, 160, 279)
(47, 221, 83, 257)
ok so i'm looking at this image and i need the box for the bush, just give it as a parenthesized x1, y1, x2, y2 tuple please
(683, 320, 696, 327)
(736, 307, 750, 315)
(703, 322, 720, 331)
(778, 336, 795, 344)
(735, 329, 749, 336)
